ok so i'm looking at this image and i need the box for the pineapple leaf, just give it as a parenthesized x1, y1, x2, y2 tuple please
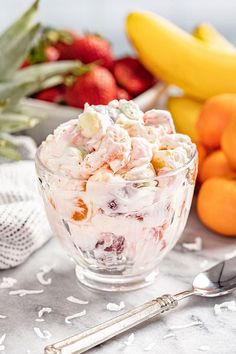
(0, 112, 40, 133)
(0, 23, 41, 80)
(14, 60, 83, 82)
(0, 0, 39, 48)
(0, 75, 63, 111)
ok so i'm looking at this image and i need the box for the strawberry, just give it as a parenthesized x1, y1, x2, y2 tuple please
(113, 57, 156, 97)
(116, 87, 132, 100)
(44, 46, 60, 62)
(53, 30, 79, 60)
(20, 59, 31, 68)
(35, 87, 64, 104)
(60, 34, 113, 69)
(65, 66, 117, 108)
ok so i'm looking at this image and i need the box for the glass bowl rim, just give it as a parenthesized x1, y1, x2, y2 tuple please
(35, 143, 197, 183)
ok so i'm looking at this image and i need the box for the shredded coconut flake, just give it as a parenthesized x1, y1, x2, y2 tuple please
(66, 296, 89, 305)
(0, 315, 7, 319)
(35, 318, 45, 322)
(182, 237, 202, 251)
(0, 334, 6, 345)
(200, 260, 209, 269)
(123, 333, 135, 346)
(65, 310, 86, 324)
(106, 301, 125, 312)
(144, 342, 156, 351)
(0, 277, 17, 289)
(38, 307, 52, 318)
(169, 320, 202, 330)
(9, 289, 44, 297)
(163, 332, 176, 339)
(214, 301, 236, 315)
(198, 346, 210, 352)
(0, 334, 6, 351)
(224, 249, 236, 260)
(34, 327, 51, 340)
(36, 265, 53, 286)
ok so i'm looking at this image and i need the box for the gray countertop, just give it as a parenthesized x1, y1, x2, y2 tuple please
(1, 202, 236, 354)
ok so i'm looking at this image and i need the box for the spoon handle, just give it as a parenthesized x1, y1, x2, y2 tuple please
(44, 294, 178, 354)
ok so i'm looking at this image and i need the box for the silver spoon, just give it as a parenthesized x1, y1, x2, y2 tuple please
(45, 256, 236, 354)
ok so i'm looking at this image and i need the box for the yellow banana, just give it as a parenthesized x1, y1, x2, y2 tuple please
(126, 12, 236, 100)
(192, 23, 235, 52)
(167, 25, 234, 142)
(167, 96, 202, 142)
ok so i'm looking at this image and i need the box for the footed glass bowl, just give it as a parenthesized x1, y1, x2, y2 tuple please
(35, 147, 197, 291)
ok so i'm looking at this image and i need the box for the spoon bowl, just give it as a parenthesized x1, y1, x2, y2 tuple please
(193, 256, 236, 297)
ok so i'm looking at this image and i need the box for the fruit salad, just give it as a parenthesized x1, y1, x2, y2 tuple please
(36, 100, 197, 291)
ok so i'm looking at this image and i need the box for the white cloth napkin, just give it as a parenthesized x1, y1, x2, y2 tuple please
(0, 160, 52, 269)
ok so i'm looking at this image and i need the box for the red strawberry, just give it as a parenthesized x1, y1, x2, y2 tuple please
(65, 66, 117, 108)
(35, 87, 64, 104)
(44, 46, 60, 62)
(59, 34, 113, 69)
(20, 59, 31, 68)
(53, 30, 79, 60)
(116, 87, 132, 100)
(113, 57, 156, 97)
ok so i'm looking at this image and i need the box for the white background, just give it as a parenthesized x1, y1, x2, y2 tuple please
(1, 0, 236, 55)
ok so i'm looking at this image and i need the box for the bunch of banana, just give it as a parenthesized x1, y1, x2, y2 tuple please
(168, 23, 235, 142)
(126, 12, 236, 100)
(126, 12, 236, 141)
(0, 0, 82, 159)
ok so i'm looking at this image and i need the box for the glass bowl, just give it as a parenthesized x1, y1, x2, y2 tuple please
(35, 146, 197, 292)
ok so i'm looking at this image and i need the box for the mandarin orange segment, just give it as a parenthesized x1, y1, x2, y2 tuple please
(72, 198, 88, 221)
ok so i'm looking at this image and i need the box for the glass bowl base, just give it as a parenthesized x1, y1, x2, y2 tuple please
(75, 265, 159, 292)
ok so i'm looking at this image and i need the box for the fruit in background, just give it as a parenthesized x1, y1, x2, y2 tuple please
(221, 117, 236, 170)
(197, 177, 236, 236)
(34, 86, 64, 104)
(196, 143, 207, 169)
(113, 57, 156, 97)
(56, 34, 114, 69)
(65, 66, 117, 108)
(196, 94, 236, 149)
(167, 96, 202, 142)
(126, 11, 236, 100)
(198, 150, 235, 183)
(192, 23, 236, 52)
(116, 87, 131, 100)
(51, 30, 79, 60)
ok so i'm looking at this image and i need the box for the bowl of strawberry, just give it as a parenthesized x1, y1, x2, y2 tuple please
(22, 28, 161, 143)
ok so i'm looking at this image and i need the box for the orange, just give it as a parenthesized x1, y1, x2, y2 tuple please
(197, 177, 236, 236)
(196, 142, 207, 169)
(197, 94, 236, 149)
(199, 150, 235, 183)
(221, 116, 236, 170)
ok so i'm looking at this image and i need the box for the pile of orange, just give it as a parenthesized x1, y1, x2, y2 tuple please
(196, 94, 236, 237)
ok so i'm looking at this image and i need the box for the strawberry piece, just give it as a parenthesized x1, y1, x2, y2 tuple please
(65, 66, 117, 108)
(113, 56, 156, 97)
(35, 87, 64, 103)
(116, 87, 132, 100)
